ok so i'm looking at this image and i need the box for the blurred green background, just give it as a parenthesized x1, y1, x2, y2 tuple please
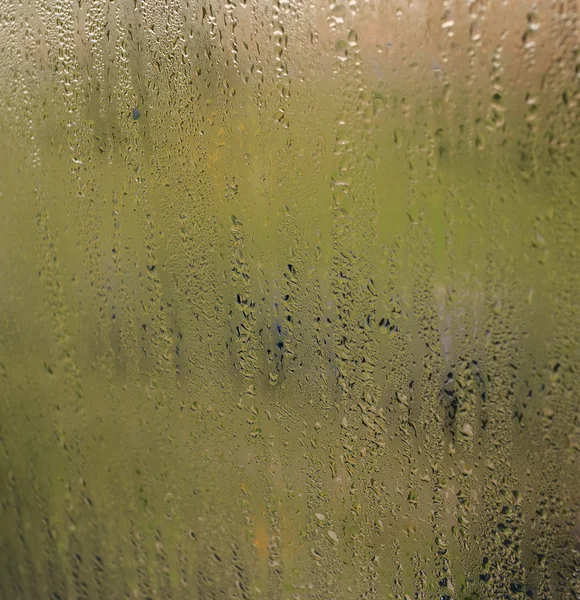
(0, 1, 578, 598)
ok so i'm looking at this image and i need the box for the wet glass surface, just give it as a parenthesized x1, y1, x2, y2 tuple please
(0, 1, 578, 598)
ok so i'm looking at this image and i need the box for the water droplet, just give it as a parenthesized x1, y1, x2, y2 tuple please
(327, 530, 339, 544)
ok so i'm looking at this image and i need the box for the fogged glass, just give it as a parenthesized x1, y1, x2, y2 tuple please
(0, 1, 578, 599)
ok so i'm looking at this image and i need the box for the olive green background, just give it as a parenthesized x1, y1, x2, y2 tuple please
(0, 1, 578, 599)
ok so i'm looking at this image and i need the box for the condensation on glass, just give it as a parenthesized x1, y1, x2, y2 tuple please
(0, 0, 578, 599)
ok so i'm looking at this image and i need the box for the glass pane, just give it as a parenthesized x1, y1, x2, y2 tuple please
(0, 1, 578, 599)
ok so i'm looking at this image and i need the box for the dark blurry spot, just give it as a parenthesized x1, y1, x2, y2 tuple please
(132, 107, 140, 120)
